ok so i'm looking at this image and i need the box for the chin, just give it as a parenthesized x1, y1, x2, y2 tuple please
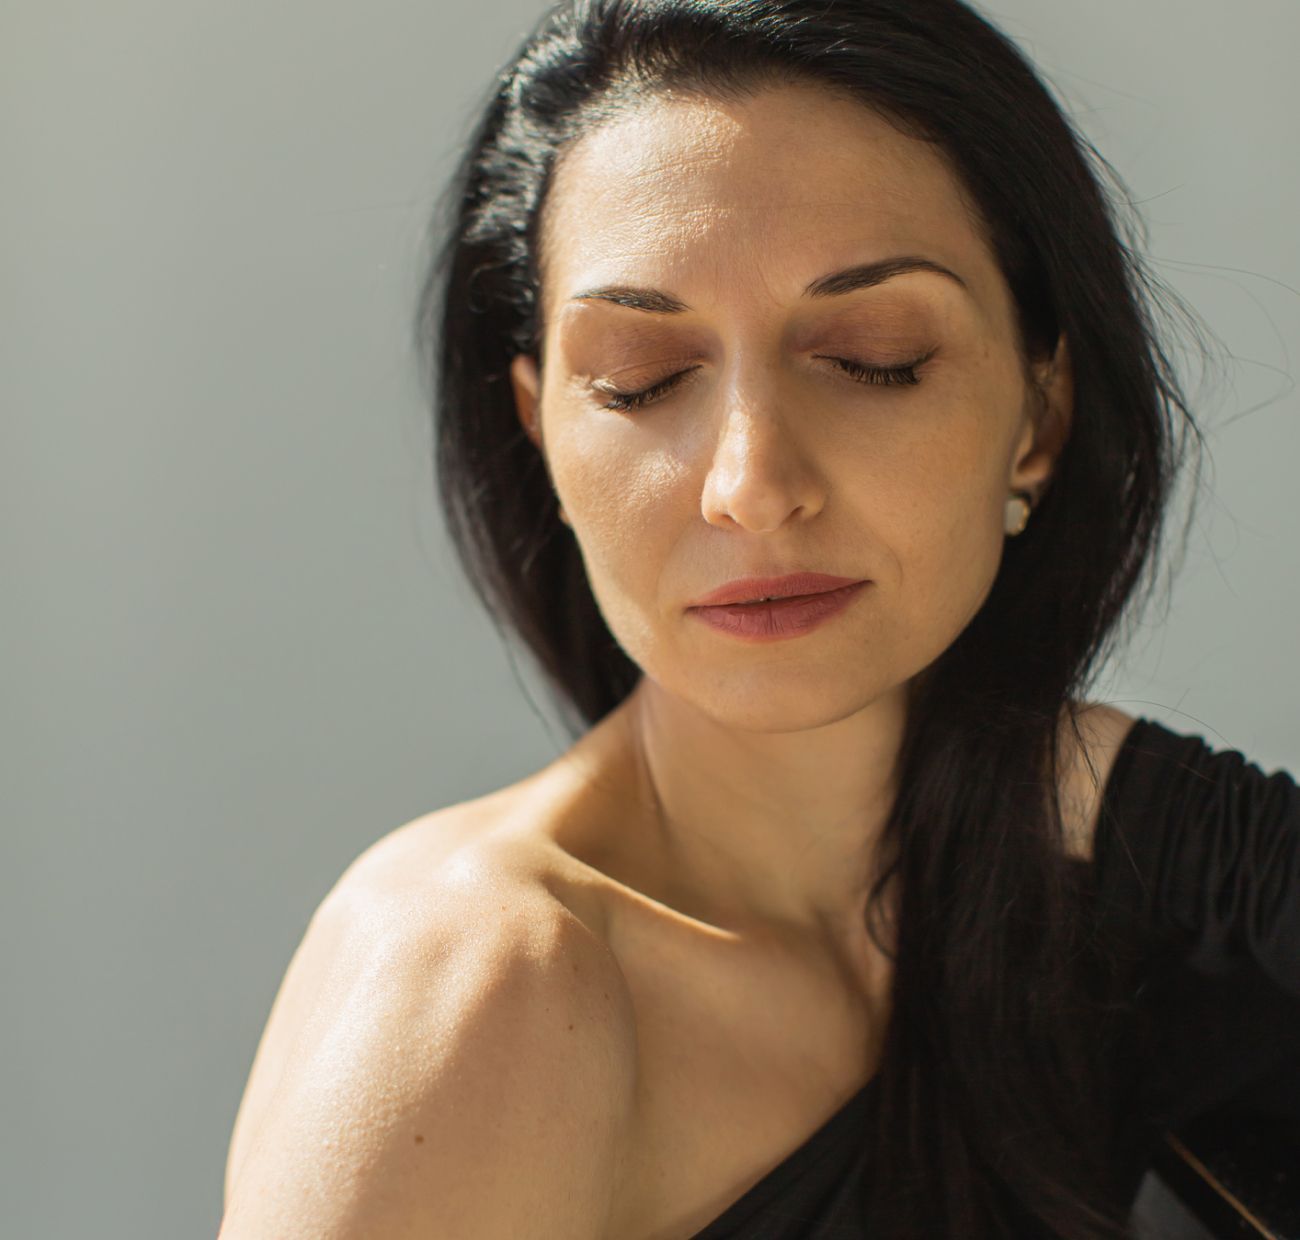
(647, 659, 897, 735)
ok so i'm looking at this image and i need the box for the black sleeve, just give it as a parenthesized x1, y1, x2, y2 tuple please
(1093, 717, 1300, 1129)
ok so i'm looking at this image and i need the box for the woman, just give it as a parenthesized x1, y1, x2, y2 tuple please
(220, 1, 1300, 1237)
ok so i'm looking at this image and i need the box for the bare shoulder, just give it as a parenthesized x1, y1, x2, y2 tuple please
(1057, 700, 1141, 863)
(221, 804, 638, 1239)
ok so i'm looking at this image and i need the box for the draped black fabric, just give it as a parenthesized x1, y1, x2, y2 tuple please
(687, 717, 1300, 1238)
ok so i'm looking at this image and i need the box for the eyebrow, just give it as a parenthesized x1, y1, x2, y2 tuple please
(567, 255, 968, 313)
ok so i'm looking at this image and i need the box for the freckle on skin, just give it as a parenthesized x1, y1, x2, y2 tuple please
(414, 1134, 424, 1144)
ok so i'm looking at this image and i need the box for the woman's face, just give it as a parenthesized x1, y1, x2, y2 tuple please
(510, 82, 1071, 731)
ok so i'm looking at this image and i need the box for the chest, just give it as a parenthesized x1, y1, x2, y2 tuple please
(596, 896, 892, 1239)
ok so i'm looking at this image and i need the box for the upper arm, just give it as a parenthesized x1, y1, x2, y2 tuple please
(220, 856, 638, 1240)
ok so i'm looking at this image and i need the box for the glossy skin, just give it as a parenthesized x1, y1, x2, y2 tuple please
(508, 81, 1074, 961)
(219, 830, 639, 1240)
(221, 699, 1136, 1240)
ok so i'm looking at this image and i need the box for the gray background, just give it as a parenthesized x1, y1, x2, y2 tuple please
(4, 2, 1297, 1237)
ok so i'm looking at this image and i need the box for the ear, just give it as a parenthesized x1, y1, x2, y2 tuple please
(1010, 332, 1074, 500)
(510, 354, 543, 449)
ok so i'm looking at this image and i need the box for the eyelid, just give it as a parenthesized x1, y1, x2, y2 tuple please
(590, 354, 703, 390)
(591, 347, 936, 411)
(817, 348, 936, 382)
(593, 365, 702, 411)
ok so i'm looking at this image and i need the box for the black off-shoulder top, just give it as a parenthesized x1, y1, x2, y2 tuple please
(685, 716, 1300, 1238)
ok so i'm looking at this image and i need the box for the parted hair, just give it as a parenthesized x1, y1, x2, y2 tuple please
(414, 1, 1210, 1234)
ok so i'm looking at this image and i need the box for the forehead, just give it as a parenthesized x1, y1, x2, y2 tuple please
(540, 82, 999, 324)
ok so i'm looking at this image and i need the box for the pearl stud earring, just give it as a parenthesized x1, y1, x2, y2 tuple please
(1004, 490, 1033, 536)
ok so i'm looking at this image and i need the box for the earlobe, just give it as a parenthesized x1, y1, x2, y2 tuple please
(509, 354, 543, 447)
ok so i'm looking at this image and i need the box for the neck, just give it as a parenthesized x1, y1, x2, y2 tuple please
(602, 676, 906, 950)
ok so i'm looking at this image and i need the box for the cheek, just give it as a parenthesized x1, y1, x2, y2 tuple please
(907, 490, 1005, 622)
(548, 425, 684, 585)
(846, 415, 1009, 619)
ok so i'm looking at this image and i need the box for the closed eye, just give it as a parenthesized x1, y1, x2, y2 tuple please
(594, 350, 934, 412)
(594, 367, 703, 412)
(816, 355, 928, 387)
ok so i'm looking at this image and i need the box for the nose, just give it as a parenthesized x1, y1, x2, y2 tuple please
(699, 382, 826, 533)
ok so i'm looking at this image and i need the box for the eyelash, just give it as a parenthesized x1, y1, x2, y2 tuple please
(598, 355, 928, 412)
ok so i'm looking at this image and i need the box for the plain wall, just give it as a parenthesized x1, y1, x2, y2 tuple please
(4, 2, 1297, 1236)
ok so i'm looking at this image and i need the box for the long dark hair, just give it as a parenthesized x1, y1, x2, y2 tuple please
(414, 1, 1210, 1234)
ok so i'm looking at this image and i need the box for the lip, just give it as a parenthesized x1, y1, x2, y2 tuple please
(687, 580, 869, 642)
(688, 572, 867, 608)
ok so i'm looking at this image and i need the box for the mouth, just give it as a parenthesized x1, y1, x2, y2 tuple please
(688, 572, 867, 609)
(729, 591, 826, 606)
(686, 579, 870, 641)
